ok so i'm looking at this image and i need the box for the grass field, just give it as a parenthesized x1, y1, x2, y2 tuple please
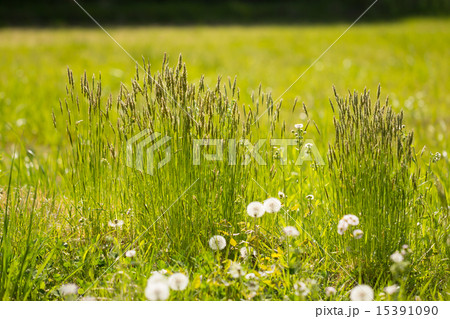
(0, 18, 449, 301)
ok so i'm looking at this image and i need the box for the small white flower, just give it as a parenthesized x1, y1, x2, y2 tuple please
(353, 229, 364, 239)
(145, 281, 170, 301)
(278, 191, 286, 199)
(59, 283, 79, 296)
(350, 284, 374, 301)
(304, 143, 313, 150)
(325, 287, 336, 296)
(108, 219, 124, 228)
(306, 194, 314, 200)
(283, 226, 300, 237)
(247, 201, 265, 217)
(125, 249, 136, 258)
(228, 262, 245, 278)
(294, 281, 310, 297)
(390, 251, 404, 263)
(337, 219, 349, 235)
(240, 246, 256, 259)
(384, 285, 400, 295)
(208, 235, 227, 251)
(294, 124, 304, 129)
(168, 273, 189, 291)
(343, 214, 359, 226)
(263, 197, 282, 213)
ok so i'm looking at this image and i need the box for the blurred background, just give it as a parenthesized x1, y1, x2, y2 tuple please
(0, 0, 449, 157)
(1, 0, 449, 25)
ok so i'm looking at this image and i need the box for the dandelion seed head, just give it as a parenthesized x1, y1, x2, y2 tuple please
(325, 286, 336, 296)
(208, 235, 226, 251)
(247, 201, 265, 217)
(245, 273, 257, 280)
(59, 283, 79, 296)
(306, 194, 314, 200)
(145, 281, 170, 301)
(125, 249, 136, 258)
(293, 281, 310, 297)
(80, 296, 97, 301)
(239, 246, 256, 259)
(228, 262, 245, 278)
(283, 226, 300, 237)
(350, 284, 374, 301)
(148, 272, 167, 284)
(353, 229, 364, 239)
(278, 191, 286, 199)
(384, 285, 400, 295)
(263, 197, 282, 213)
(246, 280, 259, 292)
(390, 251, 404, 263)
(337, 219, 349, 235)
(108, 219, 124, 228)
(343, 214, 359, 226)
(168, 273, 189, 291)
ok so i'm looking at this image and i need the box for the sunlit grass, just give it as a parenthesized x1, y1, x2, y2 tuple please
(0, 18, 449, 301)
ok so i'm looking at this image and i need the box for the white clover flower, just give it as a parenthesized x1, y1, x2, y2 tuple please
(59, 283, 79, 296)
(148, 272, 167, 284)
(239, 246, 256, 259)
(384, 285, 400, 295)
(283, 226, 300, 237)
(247, 201, 265, 217)
(350, 284, 374, 301)
(294, 124, 304, 129)
(343, 214, 359, 226)
(353, 229, 364, 239)
(228, 262, 245, 278)
(208, 235, 226, 251)
(168, 273, 189, 291)
(278, 191, 286, 199)
(145, 281, 170, 301)
(125, 249, 136, 258)
(263, 197, 282, 213)
(108, 219, 124, 228)
(306, 194, 314, 200)
(325, 286, 336, 296)
(337, 219, 349, 235)
(390, 251, 404, 263)
(294, 281, 310, 297)
(245, 273, 257, 280)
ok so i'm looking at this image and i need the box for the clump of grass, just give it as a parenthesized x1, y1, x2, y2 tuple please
(327, 85, 431, 279)
(56, 54, 285, 262)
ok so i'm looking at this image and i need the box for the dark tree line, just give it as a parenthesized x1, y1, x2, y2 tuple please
(1, 0, 448, 26)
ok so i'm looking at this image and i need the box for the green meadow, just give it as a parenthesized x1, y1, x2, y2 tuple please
(0, 18, 449, 300)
